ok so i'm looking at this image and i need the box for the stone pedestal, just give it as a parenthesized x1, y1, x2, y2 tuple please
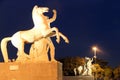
(0, 61, 62, 80)
(63, 76, 94, 80)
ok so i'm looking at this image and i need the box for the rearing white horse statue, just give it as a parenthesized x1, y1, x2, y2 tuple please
(1, 5, 60, 62)
(30, 9, 69, 61)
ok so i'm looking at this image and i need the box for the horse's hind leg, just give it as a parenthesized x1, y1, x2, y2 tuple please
(16, 51, 30, 62)
(16, 43, 30, 62)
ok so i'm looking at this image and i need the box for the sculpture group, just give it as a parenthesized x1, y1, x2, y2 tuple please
(74, 57, 94, 76)
(0, 5, 69, 62)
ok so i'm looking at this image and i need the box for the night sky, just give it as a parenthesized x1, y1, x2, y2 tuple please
(0, 0, 120, 67)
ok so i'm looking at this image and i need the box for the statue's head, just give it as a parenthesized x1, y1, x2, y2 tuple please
(33, 5, 49, 14)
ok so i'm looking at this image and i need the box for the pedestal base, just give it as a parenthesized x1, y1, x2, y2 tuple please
(63, 76, 94, 80)
(0, 61, 62, 80)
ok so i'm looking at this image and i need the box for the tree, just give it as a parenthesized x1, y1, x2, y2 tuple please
(92, 64, 104, 80)
(103, 66, 113, 80)
(95, 58, 108, 68)
(59, 56, 85, 76)
(113, 65, 120, 80)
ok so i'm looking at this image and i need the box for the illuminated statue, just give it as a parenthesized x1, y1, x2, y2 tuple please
(74, 57, 93, 76)
(82, 57, 93, 76)
(0, 5, 62, 62)
(30, 9, 69, 61)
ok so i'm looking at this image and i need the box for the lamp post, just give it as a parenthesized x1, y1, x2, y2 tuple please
(92, 46, 98, 80)
(92, 46, 97, 63)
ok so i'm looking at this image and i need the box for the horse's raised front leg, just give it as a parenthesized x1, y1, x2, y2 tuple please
(44, 27, 60, 43)
(59, 32, 69, 43)
(49, 32, 69, 43)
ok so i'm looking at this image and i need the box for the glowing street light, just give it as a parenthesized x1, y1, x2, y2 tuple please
(92, 46, 98, 80)
(92, 46, 97, 59)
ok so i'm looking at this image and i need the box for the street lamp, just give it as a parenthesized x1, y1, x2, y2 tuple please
(92, 46, 98, 80)
(92, 46, 98, 64)
(92, 46, 97, 59)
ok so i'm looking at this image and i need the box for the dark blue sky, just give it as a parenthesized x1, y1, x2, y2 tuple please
(0, 0, 120, 67)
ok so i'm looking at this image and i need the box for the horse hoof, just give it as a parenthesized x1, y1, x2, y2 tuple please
(65, 40, 69, 43)
(56, 39, 60, 43)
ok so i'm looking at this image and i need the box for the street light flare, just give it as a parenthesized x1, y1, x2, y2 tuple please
(92, 46, 98, 59)
(92, 46, 97, 51)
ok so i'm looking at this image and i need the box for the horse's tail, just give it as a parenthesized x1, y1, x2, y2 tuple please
(1, 37, 11, 62)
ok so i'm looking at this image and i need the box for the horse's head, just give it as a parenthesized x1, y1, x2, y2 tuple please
(38, 7, 49, 14)
(32, 5, 49, 26)
(33, 5, 49, 15)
